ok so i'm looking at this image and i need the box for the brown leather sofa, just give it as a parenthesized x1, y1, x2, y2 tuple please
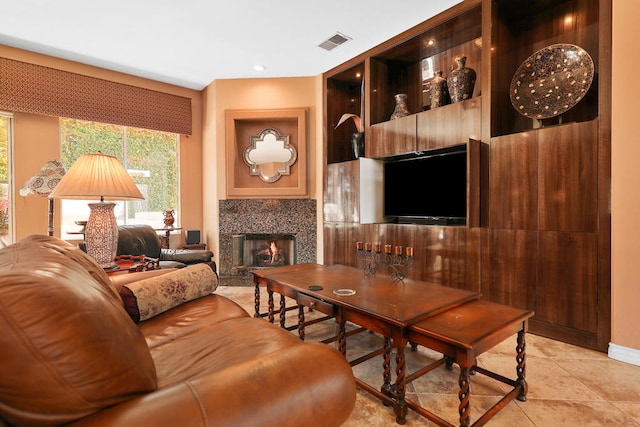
(117, 224, 214, 268)
(0, 235, 356, 426)
(79, 224, 214, 269)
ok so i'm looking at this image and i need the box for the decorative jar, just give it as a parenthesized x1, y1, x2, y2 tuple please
(429, 70, 450, 109)
(390, 93, 410, 120)
(447, 56, 476, 103)
(163, 210, 175, 227)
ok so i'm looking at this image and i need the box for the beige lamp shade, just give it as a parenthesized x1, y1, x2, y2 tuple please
(49, 152, 144, 201)
(50, 152, 144, 269)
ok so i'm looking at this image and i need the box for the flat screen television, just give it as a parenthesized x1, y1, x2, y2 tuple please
(383, 144, 467, 225)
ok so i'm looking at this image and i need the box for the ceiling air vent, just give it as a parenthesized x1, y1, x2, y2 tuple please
(318, 32, 351, 51)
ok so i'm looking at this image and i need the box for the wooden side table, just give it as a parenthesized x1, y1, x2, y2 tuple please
(154, 227, 182, 249)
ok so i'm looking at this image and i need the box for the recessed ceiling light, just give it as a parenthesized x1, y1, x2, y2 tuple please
(254, 65, 266, 71)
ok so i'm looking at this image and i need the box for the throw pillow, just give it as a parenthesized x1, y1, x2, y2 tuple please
(119, 262, 218, 322)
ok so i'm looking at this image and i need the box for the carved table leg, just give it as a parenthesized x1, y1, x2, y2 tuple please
(279, 295, 286, 329)
(298, 305, 306, 341)
(516, 329, 528, 401)
(458, 366, 471, 427)
(337, 317, 347, 356)
(267, 289, 275, 324)
(445, 355, 455, 370)
(381, 337, 392, 401)
(393, 344, 408, 425)
(254, 283, 261, 318)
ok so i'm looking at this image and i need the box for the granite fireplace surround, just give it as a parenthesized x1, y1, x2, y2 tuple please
(219, 199, 317, 285)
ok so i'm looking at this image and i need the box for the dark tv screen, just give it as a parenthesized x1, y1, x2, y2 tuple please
(383, 148, 467, 224)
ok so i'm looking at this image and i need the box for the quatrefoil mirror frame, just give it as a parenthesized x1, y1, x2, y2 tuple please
(225, 107, 308, 198)
(243, 128, 297, 183)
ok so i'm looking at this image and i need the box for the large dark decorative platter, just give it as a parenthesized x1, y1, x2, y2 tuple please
(510, 44, 594, 119)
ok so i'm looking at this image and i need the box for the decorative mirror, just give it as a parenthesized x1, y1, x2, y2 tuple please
(225, 107, 307, 198)
(243, 128, 297, 182)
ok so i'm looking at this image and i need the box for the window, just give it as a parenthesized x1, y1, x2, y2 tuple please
(0, 113, 12, 245)
(59, 119, 179, 238)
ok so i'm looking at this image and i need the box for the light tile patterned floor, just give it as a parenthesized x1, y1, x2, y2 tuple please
(216, 285, 640, 426)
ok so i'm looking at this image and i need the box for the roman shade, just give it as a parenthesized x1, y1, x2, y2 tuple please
(0, 57, 192, 135)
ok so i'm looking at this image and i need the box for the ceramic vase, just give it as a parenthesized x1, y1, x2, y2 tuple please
(390, 93, 410, 120)
(351, 132, 365, 158)
(430, 70, 450, 109)
(163, 209, 175, 227)
(447, 56, 476, 103)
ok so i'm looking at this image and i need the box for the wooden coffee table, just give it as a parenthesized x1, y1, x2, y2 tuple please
(252, 263, 481, 424)
(405, 299, 533, 426)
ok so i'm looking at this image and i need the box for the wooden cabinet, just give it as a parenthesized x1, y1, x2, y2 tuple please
(324, 158, 384, 224)
(322, 0, 611, 352)
(538, 120, 598, 233)
(417, 98, 481, 151)
(489, 132, 539, 230)
(367, 115, 415, 158)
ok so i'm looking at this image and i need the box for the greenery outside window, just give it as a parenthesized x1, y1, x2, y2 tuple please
(60, 119, 179, 238)
(0, 113, 12, 245)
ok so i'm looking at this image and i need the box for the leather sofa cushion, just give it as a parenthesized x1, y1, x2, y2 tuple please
(119, 262, 218, 322)
(152, 316, 304, 388)
(137, 296, 303, 388)
(0, 236, 157, 426)
(139, 293, 250, 349)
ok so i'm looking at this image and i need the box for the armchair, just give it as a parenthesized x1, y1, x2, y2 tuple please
(117, 225, 213, 269)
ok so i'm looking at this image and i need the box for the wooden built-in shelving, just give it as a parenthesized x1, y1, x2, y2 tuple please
(322, 0, 611, 351)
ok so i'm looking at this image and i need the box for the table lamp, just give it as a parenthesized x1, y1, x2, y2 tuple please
(49, 152, 144, 269)
(19, 160, 66, 236)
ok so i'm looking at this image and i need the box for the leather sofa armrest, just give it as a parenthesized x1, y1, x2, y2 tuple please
(68, 343, 355, 427)
(160, 249, 214, 266)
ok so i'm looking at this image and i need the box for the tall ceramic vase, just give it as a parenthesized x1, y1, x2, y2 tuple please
(430, 70, 450, 109)
(447, 56, 476, 103)
(390, 93, 410, 120)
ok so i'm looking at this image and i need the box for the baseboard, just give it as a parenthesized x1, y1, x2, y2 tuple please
(608, 342, 640, 366)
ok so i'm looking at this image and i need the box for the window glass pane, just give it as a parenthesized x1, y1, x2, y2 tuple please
(59, 119, 178, 238)
(61, 119, 123, 163)
(126, 127, 178, 227)
(0, 114, 11, 245)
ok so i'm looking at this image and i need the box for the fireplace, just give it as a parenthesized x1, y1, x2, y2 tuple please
(232, 233, 296, 269)
(219, 199, 316, 284)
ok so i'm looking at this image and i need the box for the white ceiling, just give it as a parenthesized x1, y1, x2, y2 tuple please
(0, 0, 460, 90)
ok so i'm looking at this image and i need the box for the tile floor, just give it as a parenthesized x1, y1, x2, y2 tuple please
(215, 285, 640, 426)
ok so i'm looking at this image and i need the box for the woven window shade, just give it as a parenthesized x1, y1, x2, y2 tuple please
(0, 57, 192, 135)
